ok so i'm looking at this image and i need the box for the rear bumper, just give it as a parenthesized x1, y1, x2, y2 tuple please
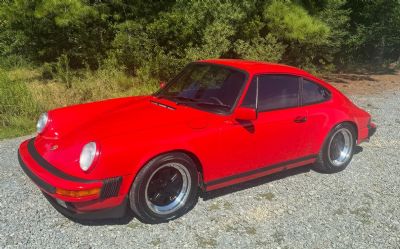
(368, 122, 377, 139)
(18, 138, 131, 215)
(358, 122, 376, 144)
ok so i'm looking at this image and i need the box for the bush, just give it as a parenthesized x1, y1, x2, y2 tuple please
(0, 55, 31, 69)
(0, 69, 40, 138)
(234, 34, 286, 62)
(40, 62, 54, 80)
(54, 55, 72, 88)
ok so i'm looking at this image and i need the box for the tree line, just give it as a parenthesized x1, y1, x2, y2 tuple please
(1, 0, 399, 79)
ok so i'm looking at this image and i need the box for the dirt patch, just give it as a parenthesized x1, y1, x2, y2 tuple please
(322, 70, 400, 96)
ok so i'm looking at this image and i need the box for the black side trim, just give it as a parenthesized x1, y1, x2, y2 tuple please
(18, 152, 56, 193)
(27, 138, 93, 183)
(100, 177, 122, 199)
(205, 154, 317, 187)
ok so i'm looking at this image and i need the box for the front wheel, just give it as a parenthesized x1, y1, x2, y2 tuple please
(314, 123, 356, 173)
(129, 152, 199, 223)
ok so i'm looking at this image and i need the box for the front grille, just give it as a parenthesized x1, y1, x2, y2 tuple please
(100, 177, 122, 199)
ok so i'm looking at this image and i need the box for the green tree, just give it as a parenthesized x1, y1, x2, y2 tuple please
(344, 0, 400, 63)
(1, 0, 400, 75)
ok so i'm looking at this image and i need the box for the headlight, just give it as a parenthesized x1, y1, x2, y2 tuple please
(79, 142, 98, 172)
(36, 113, 48, 133)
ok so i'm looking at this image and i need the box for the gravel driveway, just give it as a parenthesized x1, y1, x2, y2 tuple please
(1, 91, 399, 249)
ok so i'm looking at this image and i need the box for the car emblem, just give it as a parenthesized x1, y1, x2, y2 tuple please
(50, 145, 59, 151)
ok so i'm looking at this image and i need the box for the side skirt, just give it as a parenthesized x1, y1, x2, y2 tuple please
(204, 155, 317, 191)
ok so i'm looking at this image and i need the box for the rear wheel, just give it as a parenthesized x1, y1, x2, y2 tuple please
(314, 123, 356, 173)
(129, 152, 199, 223)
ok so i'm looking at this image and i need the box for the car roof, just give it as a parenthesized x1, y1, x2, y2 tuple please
(199, 59, 314, 78)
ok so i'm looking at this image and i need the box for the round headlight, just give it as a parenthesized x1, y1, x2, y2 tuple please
(79, 142, 97, 172)
(36, 113, 48, 133)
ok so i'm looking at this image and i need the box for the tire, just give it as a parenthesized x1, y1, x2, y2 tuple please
(129, 152, 199, 224)
(314, 123, 356, 173)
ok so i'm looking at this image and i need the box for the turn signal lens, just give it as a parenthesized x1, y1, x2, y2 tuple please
(56, 188, 101, 198)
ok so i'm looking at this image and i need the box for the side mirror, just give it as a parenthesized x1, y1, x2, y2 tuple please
(159, 81, 166, 88)
(235, 107, 257, 121)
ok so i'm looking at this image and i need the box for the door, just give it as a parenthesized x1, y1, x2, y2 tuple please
(201, 112, 258, 190)
(242, 74, 309, 168)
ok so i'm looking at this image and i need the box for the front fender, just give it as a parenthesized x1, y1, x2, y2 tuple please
(96, 125, 207, 179)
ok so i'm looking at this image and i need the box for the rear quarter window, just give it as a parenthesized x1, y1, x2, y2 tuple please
(302, 79, 331, 105)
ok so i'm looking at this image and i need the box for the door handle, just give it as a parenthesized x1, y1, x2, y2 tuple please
(294, 116, 307, 123)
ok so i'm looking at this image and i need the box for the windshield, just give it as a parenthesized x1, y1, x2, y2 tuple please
(156, 63, 247, 113)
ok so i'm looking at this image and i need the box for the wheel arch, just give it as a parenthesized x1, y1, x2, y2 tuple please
(315, 119, 358, 155)
(335, 120, 358, 141)
(133, 149, 205, 190)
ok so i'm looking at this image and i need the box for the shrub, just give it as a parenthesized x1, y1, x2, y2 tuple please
(234, 34, 286, 62)
(0, 69, 40, 138)
(54, 54, 72, 88)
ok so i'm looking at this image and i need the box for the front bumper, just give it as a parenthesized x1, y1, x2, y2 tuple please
(18, 138, 129, 216)
(43, 192, 129, 220)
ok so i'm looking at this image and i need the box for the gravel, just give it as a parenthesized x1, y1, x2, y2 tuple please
(1, 91, 400, 249)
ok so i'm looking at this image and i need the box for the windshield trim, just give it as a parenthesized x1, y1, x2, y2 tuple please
(153, 62, 250, 115)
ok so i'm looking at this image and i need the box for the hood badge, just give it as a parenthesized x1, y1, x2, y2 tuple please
(50, 145, 59, 151)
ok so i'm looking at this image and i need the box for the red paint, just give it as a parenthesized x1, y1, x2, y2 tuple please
(18, 59, 374, 213)
(234, 107, 257, 121)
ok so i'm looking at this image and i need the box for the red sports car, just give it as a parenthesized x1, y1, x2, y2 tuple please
(18, 59, 376, 223)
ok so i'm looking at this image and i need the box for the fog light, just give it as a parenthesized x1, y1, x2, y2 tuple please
(56, 188, 101, 198)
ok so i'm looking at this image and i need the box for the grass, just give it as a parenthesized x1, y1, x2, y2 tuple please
(0, 65, 159, 140)
(0, 68, 40, 139)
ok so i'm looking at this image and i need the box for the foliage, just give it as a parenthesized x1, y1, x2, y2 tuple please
(234, 34, 285, 62)
(1, 0, 400, 139)
(264, 1, 330, 44)
(0, 69, 40, 138)
(344, 0, 400, 63)
(1, 0, 399, 72)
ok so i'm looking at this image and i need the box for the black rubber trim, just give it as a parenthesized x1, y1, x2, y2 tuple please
(368, 124, 376, 138)
(18, 151, 56, 194)
(27, 138, 94, 183)
(43, 192, 128, 220)
(205, 154, 318, 187)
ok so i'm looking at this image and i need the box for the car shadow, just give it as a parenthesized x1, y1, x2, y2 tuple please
(66, 209, 136, 226)
(354, 145, 363, 154)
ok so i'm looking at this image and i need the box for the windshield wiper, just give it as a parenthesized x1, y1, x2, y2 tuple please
(196, 101, 230, 109)
(156, 95, 196, 103)
(171, 96, 198, 102)
(176, 99, 230, 109)
(160, 95, 231, 110)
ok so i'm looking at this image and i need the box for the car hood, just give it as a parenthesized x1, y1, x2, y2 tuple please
(33, 96, 217, 180)
(44, 96, 212, 141)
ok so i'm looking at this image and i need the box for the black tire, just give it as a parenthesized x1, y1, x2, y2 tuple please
(314, 123, 356, 173)
(129, 152, 199, 224)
